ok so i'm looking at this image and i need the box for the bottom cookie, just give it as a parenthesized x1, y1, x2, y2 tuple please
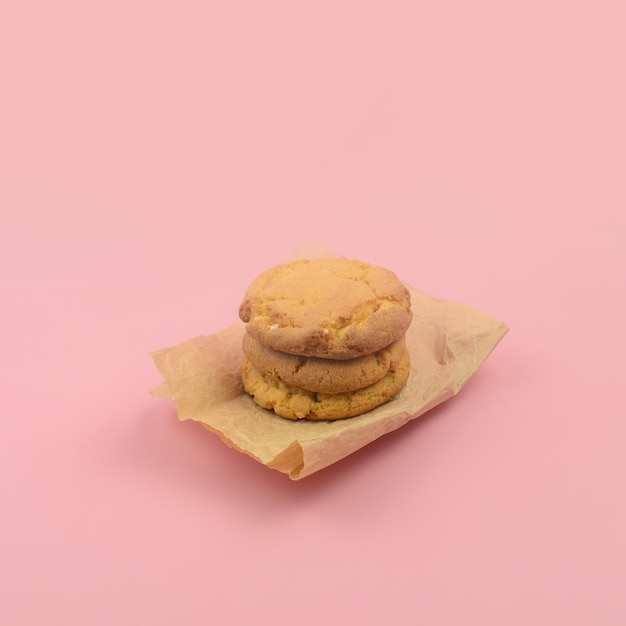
(241, 348, 411, 420)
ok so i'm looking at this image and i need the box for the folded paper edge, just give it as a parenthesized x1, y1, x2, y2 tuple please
(151, 382, 170, 398)
(200, 423, 269, 469)
(451, 321, 509, 394)
(267, 441, 305, 479)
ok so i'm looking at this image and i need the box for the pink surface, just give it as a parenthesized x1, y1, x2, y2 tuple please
(2, 2, 625, 624)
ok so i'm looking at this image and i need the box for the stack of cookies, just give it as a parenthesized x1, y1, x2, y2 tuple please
(238, 258, 412, 420)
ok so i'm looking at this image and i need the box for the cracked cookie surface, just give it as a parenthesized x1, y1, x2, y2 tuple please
(241, 347, 411, 420)
(238, 258, 412, 359)
(242, 332, 406, 393)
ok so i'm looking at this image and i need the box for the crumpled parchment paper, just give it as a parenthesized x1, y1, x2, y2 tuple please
(150, 242, 508, 480)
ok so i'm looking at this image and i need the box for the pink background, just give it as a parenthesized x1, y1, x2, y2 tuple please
(2, 1, 625, 624)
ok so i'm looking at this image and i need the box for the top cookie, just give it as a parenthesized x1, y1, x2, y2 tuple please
(238, 258, 412, 359)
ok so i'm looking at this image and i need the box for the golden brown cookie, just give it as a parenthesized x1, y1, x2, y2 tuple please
(241, 348, 411, 420)
(242, 332, 406, 393)
(238, 259, 412, 359)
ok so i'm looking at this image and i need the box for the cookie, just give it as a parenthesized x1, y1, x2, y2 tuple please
(238, 258, 412, 359)
(241, 347, 411, 420)
(242, 332, 406, 393)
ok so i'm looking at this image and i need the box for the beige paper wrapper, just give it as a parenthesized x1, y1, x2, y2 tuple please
(150, 242, 508, 480)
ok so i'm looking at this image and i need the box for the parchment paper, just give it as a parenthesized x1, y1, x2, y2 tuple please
(150, 242, 508, 480)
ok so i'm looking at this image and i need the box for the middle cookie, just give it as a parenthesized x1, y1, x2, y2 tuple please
(242, 332, 406, 394)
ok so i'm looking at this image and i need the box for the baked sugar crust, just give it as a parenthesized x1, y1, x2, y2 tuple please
(238, 259, 412, 359)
